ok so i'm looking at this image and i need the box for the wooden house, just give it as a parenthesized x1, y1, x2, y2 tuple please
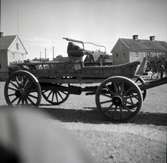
(0, 33, 28, 80)
(111, 35, 167, 65)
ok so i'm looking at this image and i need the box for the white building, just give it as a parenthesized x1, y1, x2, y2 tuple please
(0, 33, 28, 80)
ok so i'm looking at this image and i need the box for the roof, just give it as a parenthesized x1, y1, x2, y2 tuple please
(0, 35, 16, 50)
(112, 38, 167, 53)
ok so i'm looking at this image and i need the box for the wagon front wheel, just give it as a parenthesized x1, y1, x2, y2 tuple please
(4, 70, 42, 106)
(96, 76, 143, 122)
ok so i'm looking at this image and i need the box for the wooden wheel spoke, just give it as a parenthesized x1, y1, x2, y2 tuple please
(125, 100, 133, 105)
(119, 81, 125, 95)
(51, 91, 54, 101)
(123, 105, 132, 112)
(24, 98, 29, 104)
(42, 90, 48, 94)
(102, 105, 112, 113)
(8, 93, 16, 97)
(57, 91, 63, 100)
(131, 94, 140, 100)
(17, 97, 22, 104)
(105, 85, 113, 94)
(127, 103, 139, 110)
(47, 90, 53, 99)
(101, 93, 111, 98)
(15, 76, 20, 86)
(129, 96, 134, 105)
(109, 104, 116, 111)
(125, 87, 134, 95)
(25, 81, 32, 90)
(8, 87, 17, 91)
(28, 94, 38, 99)
(60, 90, 68, 95)
(55, 92, 58, 102)
(23, 78, 30, 89)
(21, 98, 25, 104)
(10, 81, 18, 89)
(113, 81, 119, 93)
(27, 96, 35, 105)
(11, 96, 19, 103)
(100, 99, 112, 104)
(15, 75, 24, 87)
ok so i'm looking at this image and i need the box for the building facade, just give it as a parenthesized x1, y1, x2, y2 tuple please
(111, 35, 167, 65)
(0, 33, 28, 80)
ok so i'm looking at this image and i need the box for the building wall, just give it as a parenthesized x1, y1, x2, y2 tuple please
(7, 36, 27, 65)
(7, 51, 25, 65)
(0, 50, 8, 80)
(129, 52, 146, 62)
(112, 40, 129, 65)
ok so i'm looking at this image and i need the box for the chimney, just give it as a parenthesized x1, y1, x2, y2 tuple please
(149, 36, 155, 41)
(132, 35, 138, 40)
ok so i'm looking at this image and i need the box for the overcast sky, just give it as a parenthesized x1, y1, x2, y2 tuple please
(1, 0, 167, 59)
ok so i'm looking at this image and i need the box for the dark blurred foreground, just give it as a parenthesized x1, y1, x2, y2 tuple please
(0, 106, 94, 163)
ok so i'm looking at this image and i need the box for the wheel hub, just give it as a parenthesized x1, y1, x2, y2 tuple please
(15, 88, 26, 97)
(113, 95, 122, 106)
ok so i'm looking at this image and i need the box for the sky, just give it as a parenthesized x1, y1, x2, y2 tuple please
(1, 0, 167, 59)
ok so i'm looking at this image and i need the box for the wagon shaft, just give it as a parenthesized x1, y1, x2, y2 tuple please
(139, 77, 167, 90)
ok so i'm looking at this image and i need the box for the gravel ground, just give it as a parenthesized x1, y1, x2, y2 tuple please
(0, 81, 167, 163)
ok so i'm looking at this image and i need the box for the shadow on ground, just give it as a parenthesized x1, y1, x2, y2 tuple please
(40, 107, 167, 126)
(0, 105, 166, 126)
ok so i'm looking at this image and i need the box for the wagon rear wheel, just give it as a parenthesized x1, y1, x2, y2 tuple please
(4, 70, 41, 106)
(42, 84, 70, 105)
(96, 76, 143, 122)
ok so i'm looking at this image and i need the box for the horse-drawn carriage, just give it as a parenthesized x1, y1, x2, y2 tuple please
(3, 38, 167, 122)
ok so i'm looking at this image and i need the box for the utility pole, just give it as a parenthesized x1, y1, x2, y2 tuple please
(45, 48, 47, 59)
(40, 51, 42, 61)
(52, 46, 55, 60)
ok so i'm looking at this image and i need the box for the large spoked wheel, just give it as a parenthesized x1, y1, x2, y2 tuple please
(96, 76, 143, 123)
(134, 76, 147, 101)
(42, 84, 70, 105)
(4, 70, 41, 106)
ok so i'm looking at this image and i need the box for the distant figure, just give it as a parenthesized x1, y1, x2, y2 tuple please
(0, 106, 95, 163)
(67, 42, 84, 62)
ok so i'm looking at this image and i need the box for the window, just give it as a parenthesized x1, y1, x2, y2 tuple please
(16, 43, 19, 50)
(116, 53, 118, 57)
(0, 64, 1, 69)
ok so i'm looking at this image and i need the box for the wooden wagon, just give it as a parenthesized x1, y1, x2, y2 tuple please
(4, 38, 166, 122)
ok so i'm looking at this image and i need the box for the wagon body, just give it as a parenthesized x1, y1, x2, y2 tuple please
(9, 60, 140, 84)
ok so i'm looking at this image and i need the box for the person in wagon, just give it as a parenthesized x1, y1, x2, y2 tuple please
(67, 42, 84, 62)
